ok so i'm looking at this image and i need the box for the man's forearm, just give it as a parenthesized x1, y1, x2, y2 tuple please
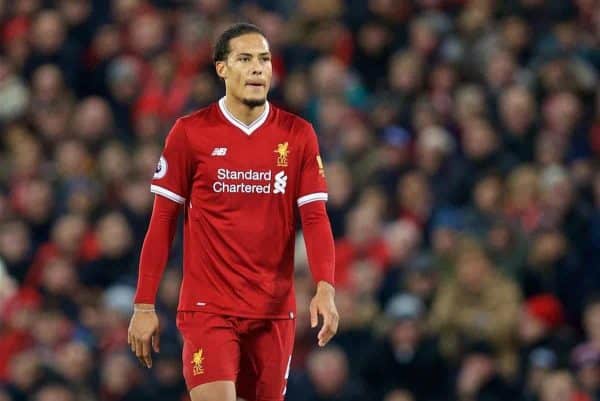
(299, 201, 335, 286)
(133, 195, 181, 304)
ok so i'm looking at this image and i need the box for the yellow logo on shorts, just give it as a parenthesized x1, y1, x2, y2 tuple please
(192, 348, 204, 375)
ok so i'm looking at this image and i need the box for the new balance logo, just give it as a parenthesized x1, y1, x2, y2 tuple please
(273, 171, 287, 194)
(211, 147, 227, 156)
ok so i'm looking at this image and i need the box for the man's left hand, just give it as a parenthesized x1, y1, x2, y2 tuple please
(309, 281, 339, 347)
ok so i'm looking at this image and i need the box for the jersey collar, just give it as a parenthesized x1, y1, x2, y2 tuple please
(218, 97, 270, 136)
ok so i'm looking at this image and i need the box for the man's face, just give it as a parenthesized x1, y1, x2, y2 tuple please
(456, 250, 490, 292)
(462, 119, 497, 160)
(500, 87, 535, 134)
(390, 319, 421, 350)
(216, 33, 272, 107)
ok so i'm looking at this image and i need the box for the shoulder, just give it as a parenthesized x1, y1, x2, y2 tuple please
(168, 104, 219, 143)
(178, 103, 217, 127)
(270, 104, 315, 138)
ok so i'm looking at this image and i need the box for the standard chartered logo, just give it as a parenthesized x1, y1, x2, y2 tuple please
(212, 168, 287, 195)
(273, 171, 287, 194)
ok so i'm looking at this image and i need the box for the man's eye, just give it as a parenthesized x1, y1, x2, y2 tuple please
(240, 57, 250, 62)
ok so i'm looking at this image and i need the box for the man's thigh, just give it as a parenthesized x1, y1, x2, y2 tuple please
(177, 311, 240, 393)
(236, 318, 296, 401)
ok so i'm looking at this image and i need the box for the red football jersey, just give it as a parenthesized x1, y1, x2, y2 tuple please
(150, 98, 328, 319)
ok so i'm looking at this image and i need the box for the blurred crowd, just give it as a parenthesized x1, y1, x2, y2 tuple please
(0, 0, 599, 401)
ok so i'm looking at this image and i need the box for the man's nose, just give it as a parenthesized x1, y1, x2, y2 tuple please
(250, 60, 263, 74)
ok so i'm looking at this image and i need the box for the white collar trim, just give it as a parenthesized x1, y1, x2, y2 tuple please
(218, 97, 270, 135)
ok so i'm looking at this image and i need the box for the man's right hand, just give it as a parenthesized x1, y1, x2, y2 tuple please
(127, 304, 160, 368)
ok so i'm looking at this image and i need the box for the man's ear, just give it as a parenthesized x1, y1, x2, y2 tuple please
(215, 61, 227, 80)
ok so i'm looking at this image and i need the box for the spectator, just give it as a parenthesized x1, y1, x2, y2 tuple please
(23, 10, 83, 89)
(331, 289, 377, 376)
(462, 173, 505, 237)
(454, 341, 515, 401)
(484, 219, 528, 282)
(459, 116, 519, 195)
(376, 126, 412, 199)
(361, 293, 447, 401)
(498, 85, 537, 163)
(287, 346, 366, 401)
(146, 341, 187, 401)
(338, 115, 380, 190)
(429, 208, 465, 278)
(334, 205, 389, 288)
(25, 213, 97, 288)
(6, 349, 44, 401)
(521, 228, 585, 321)
(383, 219, 421, 271)
(396, 170, 434, 230)
(323, 161, 355, 237)
(429, 236, 522, 375)
(71, 97, 115, 151)
(539, 370, 592, 401)
(378, 223, 424, 306)
(537, 165, 590, 254)
(517, 295, 574, 382)
(400, 253, 441, 309)
(79, 212, 135, 288)
(105, 56, 143, 139)
(570, 344, 600, 400)
(415, 125, 464, 207)
(0, 56, 29, 122)
(504, 165, 542, 234)
(32, 383, 76, 401)
(100, 351, 151, 401)
(0, 220, 33, 284)
(53, 341, 95, 400)
(520, 347, 559, 401)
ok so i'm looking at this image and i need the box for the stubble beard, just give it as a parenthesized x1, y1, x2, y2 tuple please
(242, 97, 267, 108)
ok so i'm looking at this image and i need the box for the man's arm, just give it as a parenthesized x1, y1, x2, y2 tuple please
(299, 200, 338, 347)
(128, 195, 181, 368)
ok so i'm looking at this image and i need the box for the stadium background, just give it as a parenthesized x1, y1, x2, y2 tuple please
(0, 0, 599, 400)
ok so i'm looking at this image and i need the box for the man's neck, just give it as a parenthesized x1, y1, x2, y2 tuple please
(224, 95, 266, 126)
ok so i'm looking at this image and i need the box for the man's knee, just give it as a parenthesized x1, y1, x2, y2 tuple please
(189, 380, 236, 401)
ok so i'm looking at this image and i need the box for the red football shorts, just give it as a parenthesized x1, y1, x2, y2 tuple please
(176, 311, 295, 401)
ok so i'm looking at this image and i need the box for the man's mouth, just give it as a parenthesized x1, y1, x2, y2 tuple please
(246, 82, 265, 87)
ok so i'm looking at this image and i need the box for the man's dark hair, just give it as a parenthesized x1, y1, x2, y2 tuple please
(213, 23, 265, 63)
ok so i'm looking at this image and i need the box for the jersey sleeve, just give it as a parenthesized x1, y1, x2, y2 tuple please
(150, 119, 193, 204)
(297, 124, 328, 207)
